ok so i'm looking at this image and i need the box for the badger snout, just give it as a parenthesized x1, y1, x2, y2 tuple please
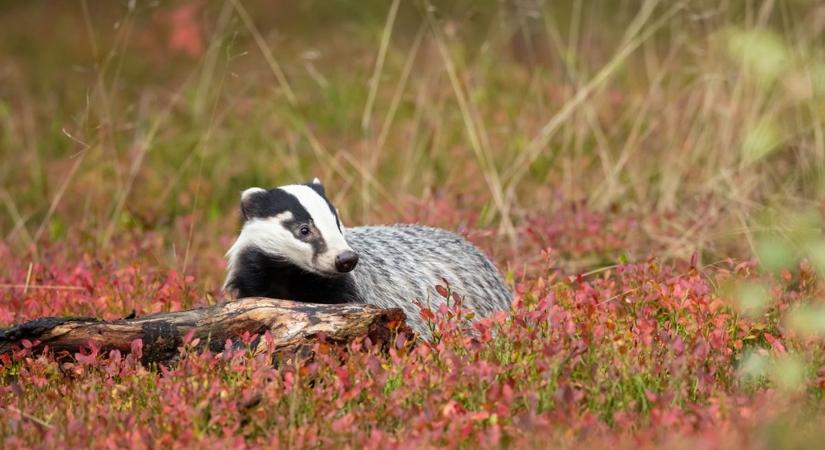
(335, 250, 359, 273)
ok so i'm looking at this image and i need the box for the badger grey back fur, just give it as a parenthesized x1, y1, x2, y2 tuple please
(343, 225, 511, 331)
(223, 181, 512, 336)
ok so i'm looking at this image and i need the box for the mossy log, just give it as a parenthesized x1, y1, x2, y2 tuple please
(0, 298, 411, 365)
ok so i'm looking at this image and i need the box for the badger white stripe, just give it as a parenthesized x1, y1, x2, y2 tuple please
(278, 185, 350, 255)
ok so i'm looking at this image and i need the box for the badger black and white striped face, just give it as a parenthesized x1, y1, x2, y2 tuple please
(225, 179, 358, 279)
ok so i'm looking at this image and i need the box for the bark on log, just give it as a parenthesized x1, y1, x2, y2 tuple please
(0, 298, 411, 365)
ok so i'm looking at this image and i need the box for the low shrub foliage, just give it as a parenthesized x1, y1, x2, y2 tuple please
(3, 220, 825, 449)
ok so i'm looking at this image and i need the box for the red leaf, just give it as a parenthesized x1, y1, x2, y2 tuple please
(764, 333, 786, 354)
(435, 284, 450, 298)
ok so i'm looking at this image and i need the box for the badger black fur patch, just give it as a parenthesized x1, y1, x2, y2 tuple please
(226, 247, 360, 304)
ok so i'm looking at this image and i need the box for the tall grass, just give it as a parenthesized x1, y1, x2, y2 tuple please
(1, 0, 824, 274)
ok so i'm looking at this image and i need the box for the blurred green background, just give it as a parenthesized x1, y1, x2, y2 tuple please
(2, 0, 825, 285)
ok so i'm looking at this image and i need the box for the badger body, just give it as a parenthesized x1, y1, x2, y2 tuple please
(224, 180, 512, 335)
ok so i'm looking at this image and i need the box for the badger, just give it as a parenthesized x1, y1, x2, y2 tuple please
(223, 179, 512, 336)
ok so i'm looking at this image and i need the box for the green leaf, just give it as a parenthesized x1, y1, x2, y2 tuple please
(735, 281, 771, 318)
(784, 303, 825, 338)
(771, 354, 806, 392)
(755, 238, 794, 272)
(726, 27, 789, 85)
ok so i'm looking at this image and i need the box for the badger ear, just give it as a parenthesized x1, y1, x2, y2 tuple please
(307, 177, 326, 197)
(240, 187, 267, 220)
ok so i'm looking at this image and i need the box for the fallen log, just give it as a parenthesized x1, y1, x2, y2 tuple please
(0, 298, 411, 365)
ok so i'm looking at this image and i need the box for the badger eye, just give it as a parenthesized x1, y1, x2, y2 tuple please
(299, 225, 311, 236)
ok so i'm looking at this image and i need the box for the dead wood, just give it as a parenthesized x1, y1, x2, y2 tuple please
(0, 298, 411, 365)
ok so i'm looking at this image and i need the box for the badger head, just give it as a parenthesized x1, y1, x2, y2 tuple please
(224, 179, 358, 289)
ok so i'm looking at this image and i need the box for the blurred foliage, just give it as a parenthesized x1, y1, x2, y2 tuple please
(1, 0, 825, 260)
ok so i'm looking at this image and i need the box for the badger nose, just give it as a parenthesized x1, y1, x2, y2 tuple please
(335, 251, 359, 273)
